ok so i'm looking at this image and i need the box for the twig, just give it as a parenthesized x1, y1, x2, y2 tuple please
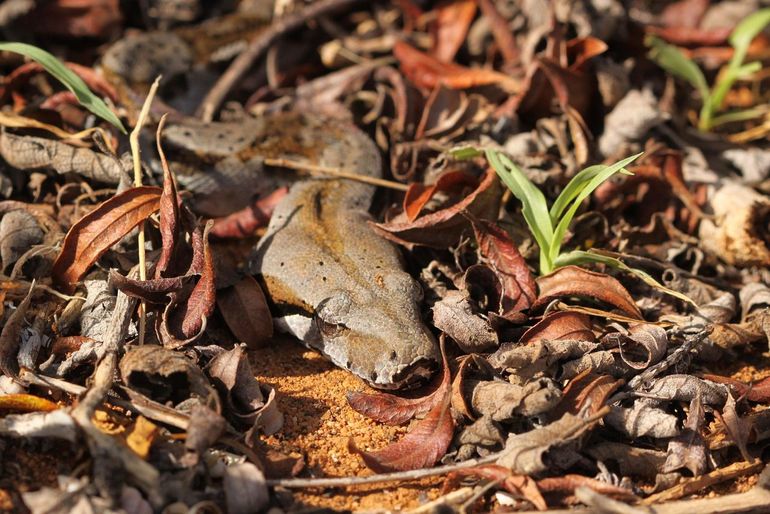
(128, 76, 160, 345)
(197, 0, 363, 121)
(405, 487, 475, 514)
(263, 157, 409, 191)
(266, 454, 499, 488)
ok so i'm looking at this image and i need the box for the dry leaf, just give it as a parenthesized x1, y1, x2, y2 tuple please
(217, 275, 273, 349)
(52, 186, 162, 293)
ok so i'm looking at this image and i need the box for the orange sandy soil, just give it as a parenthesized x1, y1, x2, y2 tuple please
(252, 336, 442, 511)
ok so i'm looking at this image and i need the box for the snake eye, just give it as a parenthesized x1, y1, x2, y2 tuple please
(314, 292, 352, 338)
(315, 316, 347, 337)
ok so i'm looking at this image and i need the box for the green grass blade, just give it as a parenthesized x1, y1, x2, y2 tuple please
(548, 153, 641, 264)
(646, 35, 710, 102)
(729, 8, 770, 58)
(0, 42, 126, 133)
(549, 164, 633, 223)
(486, 149, 554, 270)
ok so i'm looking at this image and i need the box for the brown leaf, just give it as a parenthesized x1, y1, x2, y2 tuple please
(532, 266, 642, 319)
(347, 337, 451, 425)
(52, 186, 162, 293)
(394, 41, 518, 91)
(431, 0, 477, 63)
(444, 465, 546, 510)
(537, 474, 636, 502)
(717, 393, 753, 463)
(602, 323, 668, 370)
(403, 170, 479, 222)
(554, 370, 623, 418)
(223, 462, 269, 514)
(477, 0, 519, 66)
(471, 217, 536, 313)
(211, 187, 288, 239)
(217, 275, 273, 349)
(373, 169, 502, 248)
(661, 0, 709, 29)
(663, 395, 708, 476)
(519, 311, 595, 345)
(0, 209, 43, 273)
(703, 374, 770, 403)
(182, 403, 226, 467)
(0, 282, 33, 377)
(348, 396, 453, 472)
(432, 291, 498, 353)
(110, 270, 189, 304)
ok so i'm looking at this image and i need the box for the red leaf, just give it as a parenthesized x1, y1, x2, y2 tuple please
(471, 218, 536, 313)
(348, 339, 454, 472)
(217, 275, 274, 349)
(348, 396, 454, 472)
(554, 370, 624, 418)
(532, 266, 642, 319)
(444, 465, 546, 510)
(211, 187, 288, 239)
(110, 270, 188, 304)
(394, 41, 518, 90)
(155, 116, 182, 279)
(181, 222, 216, 337)
(432, 0, 477, 63)
(403, 170, 479, 222)
(52, 186, 162, 293)
(347, 340, 451, 425)
(519, 311, 595, 345)
(373, 169, 502, 248)
(703, 374, 770, 403)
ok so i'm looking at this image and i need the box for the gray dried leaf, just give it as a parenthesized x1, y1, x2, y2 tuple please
(740, 282, 770, 320)
(0, 281, 33, 377)
(432, 291, 498, 352)
(207, 344, 283, 436)
(457, 415, 505, 448)
(119, 345, 213, 405)
(723, 146, 770, 184)
(182, 403, 226, 467)
(489, 339, 598, 384)
(697, 292, 736, 324)
(223, 462, 268, 514)
(0, 409, 77, 441)
(560, 351, 619, 380)
(0, 209, 43, 272)
(121, 486, 153, 514)
(21, 477, 95, 514)
(720, 393, 753, 463)
(604, 324, 667, 370)
(598, 88, 665, 157)
(496, 411, 605, 474)
(586, 442, 667, 479)
(662, 395, 708, 476)
(646, 375, 728, 406)
(606, 401, 679, 439)
(470, 378, 561, 421)
(79, 279, 118, 341)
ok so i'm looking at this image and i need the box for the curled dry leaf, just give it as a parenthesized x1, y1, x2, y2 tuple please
(110, 270, 189, 304)
(477, 0, 519, 66)
(519, 311, 595, 345)
(119, 345, 213, 406)
(471, 216, 536, 314)
(603, 323, 667, 370)
(496, 409, 608, 474)
(470, 378, 562, 421)
(646, 374, 728, 407)
(488, 339, 599, 383)
(223, 462, 269, 514)
(347, 337, 451, 425)
(717, 393, 753, 463)
(553, 370, 624, 418)
(207, 344, 284, 436)
(606, 402, 680, 439)
(432, 291, 498, 353)
(52, 186, 162, 293)
(217, 275, 273, 349)
(348, 339, 453, 472)
(532, 266, 642, 319)
(0, 281, 33, 378)
(373, 169, 502, 248)
(662, 395, 708, 476)
(182, 403, 226, 467)
(537, 475, 636, 503)
(0, 209, 43, 272)
(155, 115, 181, 279)
(0, 409, 78, 442)
(403, 170, 479, 222)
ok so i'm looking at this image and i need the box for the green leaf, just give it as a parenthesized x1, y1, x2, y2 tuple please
(549, 164, 633, 224)
(449, 145, 484, 160)
(729, 8, 770, 58)
(0, 42, 126, 133)
(646, 35, 710, 102)
(548, 153, 642, 264)
(486, 149, 554, 272)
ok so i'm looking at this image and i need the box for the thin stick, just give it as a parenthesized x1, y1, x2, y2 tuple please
(263, 157, 409, 191)
(128, 76, 161, 345)
(197, 0, 363, 121)
(266, 454, 498, 488)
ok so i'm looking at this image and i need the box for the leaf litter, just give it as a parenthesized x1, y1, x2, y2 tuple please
(2, 0, 770, 512)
